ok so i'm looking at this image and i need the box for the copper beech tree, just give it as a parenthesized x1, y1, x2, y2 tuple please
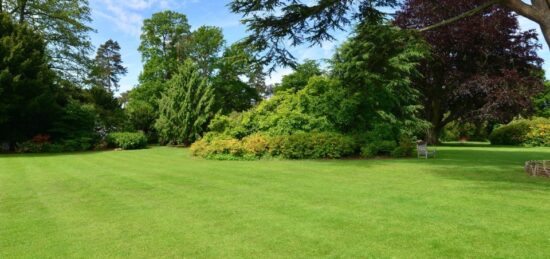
(395, 0, 544, 143)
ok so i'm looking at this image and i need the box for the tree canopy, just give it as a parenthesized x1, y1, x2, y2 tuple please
(230, 0, 550, 69)
(1, 0, 94, 84)
(0, 13, 60, 148)
(395, 0, 544, 142)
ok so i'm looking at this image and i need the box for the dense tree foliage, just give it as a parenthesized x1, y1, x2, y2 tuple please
(1, 0, 94, 83)
(187, 26, 225, 77)
(229, 0, 401, 68)
(155, 61, 216, 145)
(274, 60, 323, 93)
(230, 0, 550, 69)
(534, 81, 550, 117)
(138, 11, 191, 84)
(0, 13, 60, 149)
(395, 0, 544, 143)
(332, 23, 429, 136)
(213, 43, 266, 113)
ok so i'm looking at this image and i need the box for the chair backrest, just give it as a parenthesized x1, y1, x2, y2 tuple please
(417, 143, 428, 155)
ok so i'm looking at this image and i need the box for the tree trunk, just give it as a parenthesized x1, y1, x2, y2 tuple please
(427, 122, 445, 145)
(541, 22, 550, 50)
(18, 0, 27, 23)
(502, 0, 550, 48)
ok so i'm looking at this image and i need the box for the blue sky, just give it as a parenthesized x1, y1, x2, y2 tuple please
(89, 0, 549, 94)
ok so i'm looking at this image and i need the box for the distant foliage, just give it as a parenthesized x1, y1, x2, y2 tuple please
(155, 61, 216, 145)
(106, 132, 148, 150)
(489, 118, 550, 146)
(208, 76, 361, 138)
(534, 82, 550, 118)
(274, 60, 323, 93)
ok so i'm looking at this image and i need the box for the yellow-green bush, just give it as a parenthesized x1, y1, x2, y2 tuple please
(489, 118, 549, 146)
(191, 132, 356, 160)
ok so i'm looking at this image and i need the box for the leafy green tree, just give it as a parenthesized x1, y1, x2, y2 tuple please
(187, 26, 225, 77)
(214, 43, 266, 113)
(331, 23, 429, 136)
(1, 0, 94, 84)
(125, 99, 157, 139)
(274, 60, 323, 93)
(138, 10, 191, 84)
(155, 60, 216, 145)
(534, 81, 550, 117)
(0, 13, 60, 148)
(90, 39, 127, 93)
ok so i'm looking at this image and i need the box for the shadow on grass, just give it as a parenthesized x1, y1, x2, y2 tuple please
(415, 148, 550, 188)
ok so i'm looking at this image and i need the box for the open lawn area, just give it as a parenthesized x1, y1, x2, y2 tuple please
(1, 146, 550, 258)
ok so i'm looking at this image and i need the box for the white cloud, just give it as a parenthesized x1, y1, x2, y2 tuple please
(266, 67, 293, 85)
(90, 0, 199, 37)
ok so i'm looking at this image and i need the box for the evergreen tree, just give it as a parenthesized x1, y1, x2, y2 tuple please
(0, 13, 60, 148)
(331, 22, 429, 136)
(155, 60, 216, 145)
(90, 39, 127, 93)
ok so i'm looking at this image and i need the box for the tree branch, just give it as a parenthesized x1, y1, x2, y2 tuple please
(419, 0, 502, 32)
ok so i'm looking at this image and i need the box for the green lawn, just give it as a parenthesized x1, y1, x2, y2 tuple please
(1, 146, 550, 258)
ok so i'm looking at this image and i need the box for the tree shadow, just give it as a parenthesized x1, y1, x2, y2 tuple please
(413, 148, 550, 189)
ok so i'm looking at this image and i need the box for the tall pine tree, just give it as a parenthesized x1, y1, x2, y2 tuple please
(90, 39, 127, 93)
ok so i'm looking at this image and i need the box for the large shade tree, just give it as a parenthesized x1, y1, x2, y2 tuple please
(138, 10, 191, 84)
(394, 0, 544, 143)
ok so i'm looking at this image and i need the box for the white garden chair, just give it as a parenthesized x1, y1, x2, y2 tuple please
(417, 141, 436, 159)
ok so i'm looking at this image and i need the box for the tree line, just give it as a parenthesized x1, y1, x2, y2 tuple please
(0, 0, 548, 153)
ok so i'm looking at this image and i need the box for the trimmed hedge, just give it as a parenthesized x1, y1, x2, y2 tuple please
(106, 132, 148, 150)
(489, 118, 549, 146)
(191, 132, 355, 160)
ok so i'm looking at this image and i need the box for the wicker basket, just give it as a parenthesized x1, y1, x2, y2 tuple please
(525, 160, 550, 177)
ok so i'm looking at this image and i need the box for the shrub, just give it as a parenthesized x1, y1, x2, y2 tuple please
(106, 132, 148, 150)
(242, 134, 269, 157)
(489, 120, 530, 145)
(191, 132, 355, 160)
(208, 139, 244, 156)
(488, 118, 550, 146)
(525, 118, 550, 147)
(361, 140, 397, 158)
(274, 132, 355, 159)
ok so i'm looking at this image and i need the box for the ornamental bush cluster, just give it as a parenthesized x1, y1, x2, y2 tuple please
(191, 132, 356, 160)
(106, 132, 148, 150)
(489, 118, 550, 146)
